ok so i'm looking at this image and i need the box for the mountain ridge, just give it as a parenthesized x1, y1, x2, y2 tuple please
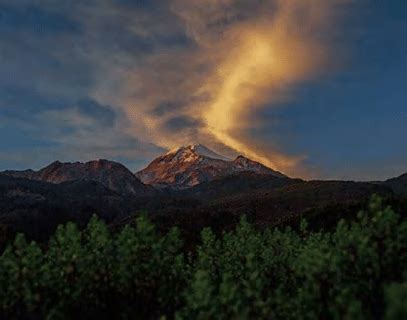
(0, 153, 405, 245)
(2, 159, 152, 196)
(136, 144, 286, 189)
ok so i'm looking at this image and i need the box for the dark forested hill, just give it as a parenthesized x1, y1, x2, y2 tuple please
(383, 173, 407, 196)
(0, 174, 135, 242)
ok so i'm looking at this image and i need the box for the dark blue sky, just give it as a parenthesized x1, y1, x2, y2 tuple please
(263, 1, 407, 179)
(0, 0, 406, 180)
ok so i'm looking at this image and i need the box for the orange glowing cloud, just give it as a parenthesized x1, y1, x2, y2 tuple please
(94, 0, 347, 176)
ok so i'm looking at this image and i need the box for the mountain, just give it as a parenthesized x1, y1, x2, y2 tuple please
(383, 173, 407, 196)
(166, 144, 231, 161)
(136, 144, 286, 189)
(1, 148, 404, 247)
(119, 176, 395, 244)
(2, 159, 152, 196)
(0, 174, 135, 242)
(183, 171, 301, 199)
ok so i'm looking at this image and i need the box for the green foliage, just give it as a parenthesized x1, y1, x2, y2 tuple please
(0, 196, 405, 319)
(384, 281, 407, 320)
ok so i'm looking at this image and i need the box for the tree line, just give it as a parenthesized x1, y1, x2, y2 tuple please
(0, 195, 406, 319)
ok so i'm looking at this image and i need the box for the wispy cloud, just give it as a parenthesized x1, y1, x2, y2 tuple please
(90, 0, 349, 175)
(1, 0, 350, 175)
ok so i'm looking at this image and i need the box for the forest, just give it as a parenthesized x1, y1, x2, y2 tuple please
(0, 195, 406, 319)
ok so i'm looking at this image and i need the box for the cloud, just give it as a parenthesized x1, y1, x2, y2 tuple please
(89, 0, 349, 175)
(1, 0, 350, 175)
(0, 97, 163, 171)
(32, 102, 163, 161)
(0, 1, 173, 169)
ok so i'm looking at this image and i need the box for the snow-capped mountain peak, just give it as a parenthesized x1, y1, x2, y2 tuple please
(136, 144, 286, 189)
(165, 144, 230, 161)
(190, 144, 231, 161)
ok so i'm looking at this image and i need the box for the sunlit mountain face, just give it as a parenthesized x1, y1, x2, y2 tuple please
(136, 144, 286, 189)
(0, 1, 406, 180)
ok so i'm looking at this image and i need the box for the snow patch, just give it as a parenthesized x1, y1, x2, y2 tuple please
(190, 144, 230, 161)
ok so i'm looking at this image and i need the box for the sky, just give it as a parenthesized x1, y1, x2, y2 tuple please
(0, 0, 406, 180)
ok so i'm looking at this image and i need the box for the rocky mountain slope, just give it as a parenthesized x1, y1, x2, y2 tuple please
(2, 159, 152, 196)
(136, 144, 286, 189)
